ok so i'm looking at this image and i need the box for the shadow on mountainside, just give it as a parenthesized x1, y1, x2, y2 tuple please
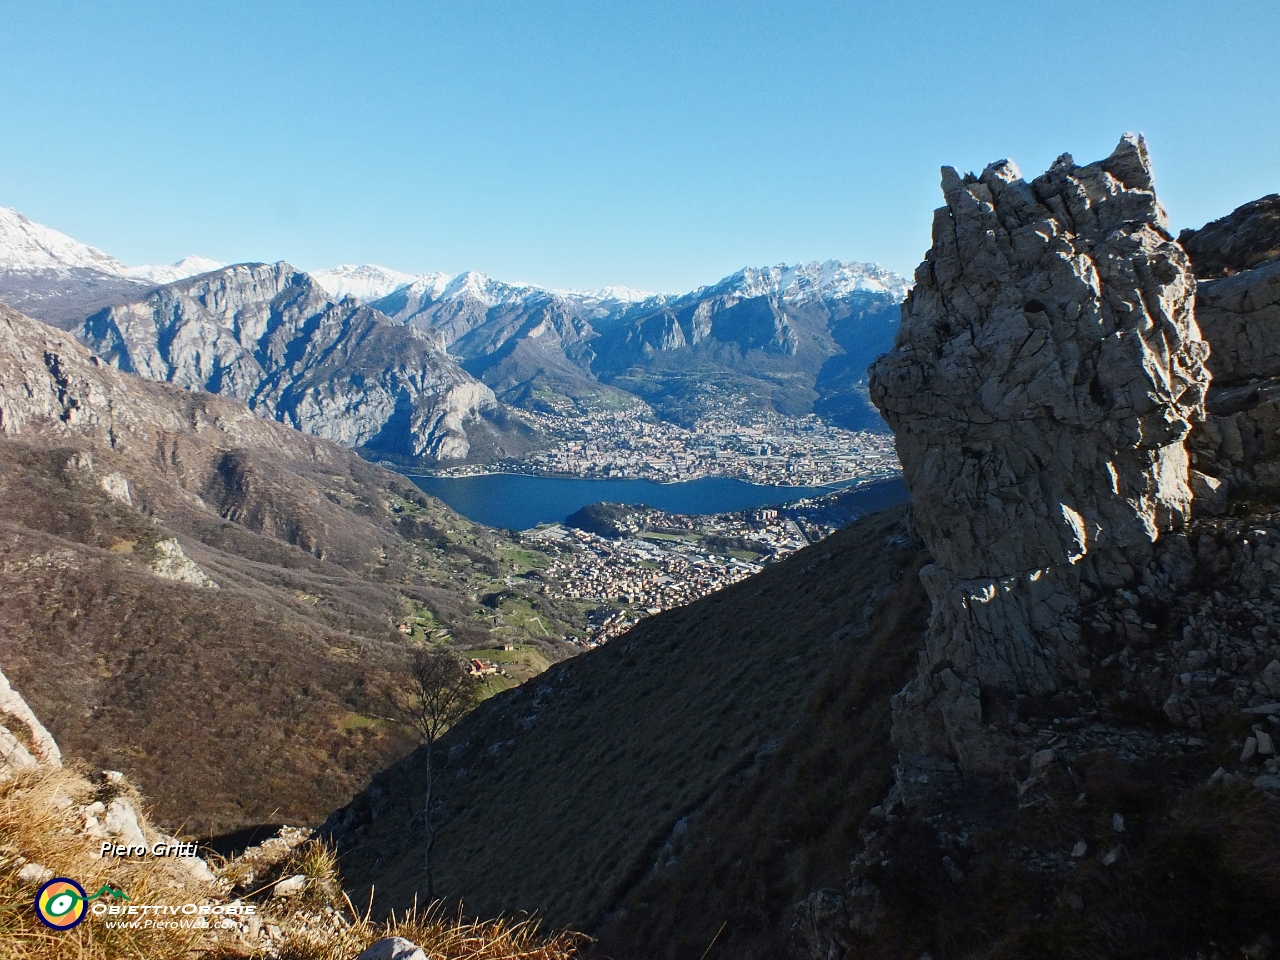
(325, 504, 930, 953)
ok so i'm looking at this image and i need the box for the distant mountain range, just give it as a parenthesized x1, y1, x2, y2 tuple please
(0, 206, 910, 461)
(319, 259, 909, 428)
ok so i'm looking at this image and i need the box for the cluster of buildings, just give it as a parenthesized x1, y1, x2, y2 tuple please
(432, 406, 900, 487)
(526, 505, 817, 645)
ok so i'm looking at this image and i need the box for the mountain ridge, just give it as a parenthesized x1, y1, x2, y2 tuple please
(0, 205, 222, 325)
(74, 261, 517, 462)
(366, 260, 908, 427)
(1, 205, 911, 448)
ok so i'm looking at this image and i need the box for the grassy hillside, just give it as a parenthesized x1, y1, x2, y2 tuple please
(0, 302, 585, 837)
(328, 505, 928, 947)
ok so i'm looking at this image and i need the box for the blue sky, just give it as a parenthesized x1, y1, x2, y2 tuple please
(0, 0, 1276, 292)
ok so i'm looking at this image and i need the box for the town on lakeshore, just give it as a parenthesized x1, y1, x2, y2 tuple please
(429, 406, 901, 487)
(522, 488, 885, 645)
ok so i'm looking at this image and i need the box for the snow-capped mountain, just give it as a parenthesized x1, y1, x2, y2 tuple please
(0, 206, 128, 275)
(0, 206, 222, 325)
(560, 285, 657, 305)
(310, 264, 429, 303)
(0, 202, 912, 435)
(0, 206, 221, 282)
(125, 256, 224, 285)
(314, 259, 906, 317)
(710, 260, 911, 304)
(341, 258, 911, 429)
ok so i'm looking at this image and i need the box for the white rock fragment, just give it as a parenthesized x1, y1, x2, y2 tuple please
(1263, 661, 1280, 698)
(1071, 841, 1088, 858)
(99, 472, 132, 505)
(0, 667, 62, 770)
(272, 874, 307, 898)
(17, 862, 53, 883)
(354, 936, 429, 960)
(1255, 728, 1275, 756)
(1188, 470, 1228, 517)
(103, 799, 148, 848)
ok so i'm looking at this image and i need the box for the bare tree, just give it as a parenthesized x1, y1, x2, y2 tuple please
(384, 646, 482, 899)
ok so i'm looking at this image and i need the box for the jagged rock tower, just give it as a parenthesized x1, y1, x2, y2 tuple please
(869, 135, 1211, 775)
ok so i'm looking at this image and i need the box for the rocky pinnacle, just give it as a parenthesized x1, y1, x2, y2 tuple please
(869, 135, 1210, 773)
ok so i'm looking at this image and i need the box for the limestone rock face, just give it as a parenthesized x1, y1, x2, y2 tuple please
(77, 263, 496, 461)
(1183, 203, 1280, 497)
(1194, 260, 1280, 385)
(869, 135, 1210, 771)
(0, 667, 62, 773)
(149, 538, 219, 589)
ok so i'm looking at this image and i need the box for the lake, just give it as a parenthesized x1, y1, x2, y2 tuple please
(408, 472, 907, 530)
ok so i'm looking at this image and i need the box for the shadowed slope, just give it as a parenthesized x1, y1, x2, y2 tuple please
(327, 505, 926, 940)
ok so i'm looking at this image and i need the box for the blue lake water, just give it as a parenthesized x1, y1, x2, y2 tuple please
(409, 472, 907, 531)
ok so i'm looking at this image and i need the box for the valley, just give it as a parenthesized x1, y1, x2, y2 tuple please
(0, 279, 905, 834)
(4, 5, 1279, 960)
(5, 150, 1280, 960)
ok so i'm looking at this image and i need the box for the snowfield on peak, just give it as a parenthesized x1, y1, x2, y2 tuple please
(0, 206, 221, 282)
(310, 263, 425, 302)
(0, 207, 124, 274)
(124, 256, 225, 285)
(711, 260, 911, 303)
(312, 260, 908, 312)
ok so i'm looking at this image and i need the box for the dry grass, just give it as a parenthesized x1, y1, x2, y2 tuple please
(0, 764, 209, 960)
(263, 902, 589, 960)
(593, 535, 930, 960)
(0, 433, 583, 836)
(0, 765, 587, 960)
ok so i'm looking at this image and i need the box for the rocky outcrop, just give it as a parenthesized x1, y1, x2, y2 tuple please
(787, 155, 1280, 960)
(1194, 260, 1280, 385)
(149, 538, 219, 589)
(869, 135, 1210, 773)
(1179, 193, 1280, 280)
(1183, 199, 1280, 496)
(0, 667, 61, 773)
(77, 263, 496, 461)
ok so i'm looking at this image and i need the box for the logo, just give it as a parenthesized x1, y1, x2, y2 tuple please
(34, 878, 129, 930)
